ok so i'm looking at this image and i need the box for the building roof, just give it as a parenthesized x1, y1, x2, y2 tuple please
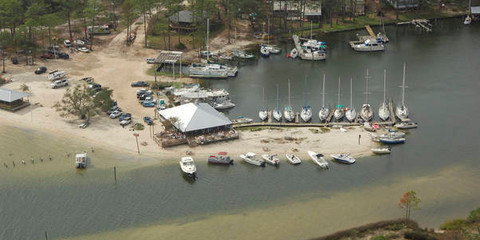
(0, 88, 29, 102)
(158, 103, 232, 133)
(472, 6, 480, 14)
(169, 10, 204, 24)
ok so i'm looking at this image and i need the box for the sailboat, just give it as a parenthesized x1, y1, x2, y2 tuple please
(396, 63, 409, 120)
(333, 77, 344, 121)
(345, 78, 357, 122)
(284, 79, 295, 122)
(318, 74, 329, 121)
(300, 76, 312, 122)
(378, 69, 390, 121)
(260, 18, 271, 57)
(360, 69, 374, 122)
(264, 18, 281, 54)
(273, 85, 282, 121)
(465, 0, 472, 25)
(259, 88, 268, 121)
(190, 19, 234, 79)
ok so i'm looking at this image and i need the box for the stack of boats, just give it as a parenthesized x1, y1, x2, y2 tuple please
(170, 84, 235, 110)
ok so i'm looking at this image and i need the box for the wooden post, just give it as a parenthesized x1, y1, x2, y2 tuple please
(45, 231, 48, 240)
(113, 166, 117, 183)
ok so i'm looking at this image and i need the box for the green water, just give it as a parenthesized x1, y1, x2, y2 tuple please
(1, 19, 480, 239)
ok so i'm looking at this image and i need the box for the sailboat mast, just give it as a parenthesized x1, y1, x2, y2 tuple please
(206, 18, 209, 62)
(337, 77, 341, 108)
(276, 85, 280, 111)
(383, 69, 387, 104)
(267, 18, 270, 46)
(350, 78, 353, 108)
(365, 69, 370, 104)
(402, 63, 406, 106)
(288, 79, 291, 106)
(262, 87, 266, 109)
(322, 74, 326, 107)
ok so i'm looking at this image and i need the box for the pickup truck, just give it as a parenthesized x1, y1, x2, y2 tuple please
(51, 79, 69, 89)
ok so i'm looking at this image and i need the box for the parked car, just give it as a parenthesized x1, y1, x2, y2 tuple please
(57, 52, 69, 59)
(119, 113, 132, 121)
(35, 66, 47, 74)
(143, 116, 153, 125)
(78, 122, 89, 129)
(11, 57, 18, 64)
(131, 81, 149, 87)
(64, 40, 72, 47)
(109, 110, 122, 119)
(41, 53, 54, 59)
(142, 101, 155, 107)
(107, 106, 121, 115)
(74, 39, 85, 46)
(88, 83, 102, 89)
(120, 119, 132, 127)
(78, 47, 90, 53)
(51, 79, 69, 89)
(80, 77, 94, 83)
(146, 58, 156, 64)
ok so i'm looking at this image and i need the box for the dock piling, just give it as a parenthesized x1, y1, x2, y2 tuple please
(114, 166, 117, 183)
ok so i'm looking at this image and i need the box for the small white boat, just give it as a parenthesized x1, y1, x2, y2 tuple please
(265, 45, 281, 54)
(259, 88, 268, 121)
(307, 151, 329, 169)
(219, 54, 233, 60)
(233, 50, 254, 59)
(262, 154, 280, 165)
(330, 154, 356, 164)
(260, 45, 270, 57)
(285, 154, 301, 165)
(213, 99, 235, 110)
(395, 121, 418, 129)
(75, 152, 87, 169)
(300, 106, 312, 122)
(380, 130, 405, 139)
(396, 63, 409, 120)
(240, 152, 265, 167)
(179, 157, 196, 175)
(345, 78, 357, 122)
(273, 85, 282, 121)
(48, 70, 66, 81)
(464, 15, 472, 25)
(232, 117, 253, 124)
(364, 122, 377, 132)
(351, 39, 385, 52)
(371, 147, 391, 154)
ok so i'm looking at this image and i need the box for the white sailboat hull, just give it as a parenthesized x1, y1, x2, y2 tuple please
(345, 108, 357, 122)
(259, 110, 268, 121)
(360, 104, 374, 121)
(396, 106, 409, 120)
(334, 108, 344, 120)
(273, 110, 282, 122)
(378, 103, 390, 121)
(319, 108, 329, 121)
(300, 108, 312, 122)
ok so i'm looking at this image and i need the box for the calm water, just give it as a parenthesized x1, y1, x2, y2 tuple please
(1, 19, 480, 239)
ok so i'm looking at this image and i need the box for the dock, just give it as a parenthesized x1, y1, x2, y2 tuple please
(397, 19, 432, 32)
(233, 120, 396, 129)
(365, 25, 375, 37)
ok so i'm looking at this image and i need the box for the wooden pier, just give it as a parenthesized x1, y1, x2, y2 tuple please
(388, 101, 396, 121)
(365, 25, 375, 37)
(397, 19, 432, 32)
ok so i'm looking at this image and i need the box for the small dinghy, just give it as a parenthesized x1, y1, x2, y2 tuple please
(330, 154, 356, 164)
(371, 147, 391, 154)
(395, 121, 418, 129)
(285, 154, 301, 165)
(208, 152, 233, 165)
(307, 151, 329, 169)
(262, 154, 280, 165)
(240, 152, 265, 167)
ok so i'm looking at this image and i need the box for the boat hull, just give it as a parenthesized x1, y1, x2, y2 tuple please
(259, 110, 268, 121)
(285, 154, 301, 165)
(379, 138, 406, 144)
(345, 109, 357, 122)
(319, 108, 329, 121)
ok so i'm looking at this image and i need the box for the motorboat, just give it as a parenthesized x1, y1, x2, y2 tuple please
(379, 137, 406, 144)
(284, 80, 295, 122)
(232, 117, 253, 124)
(330, 154, 356, 164)
(260, 44, 270, 57)
(233, 50, 254, 59)
(291, 35, 327, 61)
(213, 99, 235, 110)
(395, 121, 418, 129)
(351, 38, 385, 52)
(259, 88, 268, 121)
(48, 70, 66, 81)
(380, 130, 405, 139)
(334, 77, 344, 121)
(285, 154, 301, 165)
(273, 85, 282, 121)
(379, 69, 390, 121)
(396, 63, 409, 120)
(371, 147, 391, 155)
(307, 151, 329, 169)
(208, 152, 233, 165)
(300, 105, 312, 122)
(75, 152, 87, 169)
(465, 15, 472, 25)
(345, 78, 357, 122)
(179, 157, 197, 175)
(239, 152, 265, 167)
(219, 54, 233, 60)
(319, 75, 329, 122)
(265, 45, 281, 54)
(189, 63, 229, 79)
(262, 154, 280, 165)
(360, 69, 374, 122)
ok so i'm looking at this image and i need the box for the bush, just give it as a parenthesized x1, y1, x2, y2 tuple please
(175, 42, 186, 50)
(440, 219, 466, 231)
(371, 235, 388, 240)
(467, 207, 480, 223)
(404, 230, 435, 240)
(133, 123, 144, 131)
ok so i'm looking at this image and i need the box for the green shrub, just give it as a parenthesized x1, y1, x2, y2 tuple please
(175, 42, 186, 50)
(404, 230, 435, 240)
(467, 207, 480, 223)
(440, 219, 466, 231)
(371, 235, 388, 240)
(133, 123, 144, 131)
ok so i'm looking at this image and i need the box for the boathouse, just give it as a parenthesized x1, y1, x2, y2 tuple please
(158, 102, 232, 134)
(0, 88, 30, 111)
(168, 10, 205, 32)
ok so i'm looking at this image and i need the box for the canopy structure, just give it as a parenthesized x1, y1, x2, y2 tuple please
(471, 6, 480, 14)
(158, 103, 232, 133)
(0, 88, 30, 111)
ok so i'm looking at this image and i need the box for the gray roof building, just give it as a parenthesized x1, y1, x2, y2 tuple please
(158, 103, 232, 133)
(0, 88, 30, 111)
(169, 10, 204, 24)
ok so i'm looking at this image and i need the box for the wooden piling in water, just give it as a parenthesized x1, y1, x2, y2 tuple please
(114, 166, 117, 183)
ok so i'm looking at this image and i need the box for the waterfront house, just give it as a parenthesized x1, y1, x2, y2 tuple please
(386, 0, 419, 9)
(0, 88, 30, 111)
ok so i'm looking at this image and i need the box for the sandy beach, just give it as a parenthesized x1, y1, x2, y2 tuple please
(0, 18, 379, 165)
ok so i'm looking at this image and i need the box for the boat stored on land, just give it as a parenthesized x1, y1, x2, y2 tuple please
(262, 154, 280, 165)
(75, 152, 87, 169)
(180, 157, 197, 175)
(307, 151, 329, 169)
(331, 154, 356, 164)
(240, 152, 265, 167)
(208, 152, 233, 165)
(285, 154, 301, 165)
(372, 147, 391, 154)
(233, 50, 254, 59)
